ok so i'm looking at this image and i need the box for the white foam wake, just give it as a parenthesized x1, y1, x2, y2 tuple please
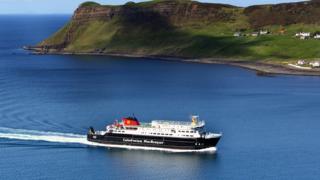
(0, 127, 87, 144)
(0, 127, 216, 153)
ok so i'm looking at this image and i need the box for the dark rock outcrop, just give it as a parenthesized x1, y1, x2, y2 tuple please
(244, 1, 320, 28)
(72, 0, 320, 29)
(71, 0, 239, 25)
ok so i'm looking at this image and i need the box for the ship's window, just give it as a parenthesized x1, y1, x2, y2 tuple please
(181, 131, 185, 133)
(165, 134, 168, 135)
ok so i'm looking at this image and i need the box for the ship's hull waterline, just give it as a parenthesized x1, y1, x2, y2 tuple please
(87, 133, 221, 150)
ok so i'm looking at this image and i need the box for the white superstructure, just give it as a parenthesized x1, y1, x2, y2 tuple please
(99, 115, 219, 139)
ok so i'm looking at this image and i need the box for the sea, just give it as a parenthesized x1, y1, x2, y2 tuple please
(1, 15, 320, 180)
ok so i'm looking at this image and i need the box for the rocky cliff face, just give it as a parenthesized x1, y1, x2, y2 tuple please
(71, 0, 320, 29)
(245, 1, 320, 28)
(71, 1, 238, 25)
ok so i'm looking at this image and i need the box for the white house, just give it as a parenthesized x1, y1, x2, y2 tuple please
(251, 32, 259, 37)
(233, 32, 241, 37)
(310, 61, 320, 68)
(259, 30, 269, 35)
(297, 60, 306, 65)
(295, 32, 311, 39)
(314, 34, 320, 39)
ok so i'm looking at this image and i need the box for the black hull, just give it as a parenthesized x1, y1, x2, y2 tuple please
(87, 133, 220, 150)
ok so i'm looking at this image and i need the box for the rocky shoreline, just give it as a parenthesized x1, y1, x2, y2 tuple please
(23, 46, 320, 76)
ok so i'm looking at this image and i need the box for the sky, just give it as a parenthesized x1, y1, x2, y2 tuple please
(0, 0, 304, 14)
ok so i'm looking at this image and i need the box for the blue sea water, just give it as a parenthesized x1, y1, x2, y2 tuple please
(1, 15, 320, 180)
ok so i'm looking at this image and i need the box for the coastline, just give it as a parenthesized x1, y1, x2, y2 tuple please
(23, 46, 320, 76)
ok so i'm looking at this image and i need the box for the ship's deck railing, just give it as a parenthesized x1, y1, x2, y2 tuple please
(139, 123, 152, 128)
(151, 120, 205, 128)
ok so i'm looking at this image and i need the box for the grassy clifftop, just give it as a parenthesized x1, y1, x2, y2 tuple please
(38, 0, 320, 62)
(79, 1, 101, 7)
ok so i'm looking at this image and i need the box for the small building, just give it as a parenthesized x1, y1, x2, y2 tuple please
(310, 61, 320, 68)
(314, 34, 320, 39)
(233, 32, 241, 37)
(259, 30, 270, 35)
(251, 32, 259, 37)
(297, 60, 306, 65)
(295, 32, 311, 39)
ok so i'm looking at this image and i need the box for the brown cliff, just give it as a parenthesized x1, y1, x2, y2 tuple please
(71, 0, 238, 25)
(245, 1, 320, 28)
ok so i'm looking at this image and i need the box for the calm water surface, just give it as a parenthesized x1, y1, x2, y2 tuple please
(1, 15, 320, 180)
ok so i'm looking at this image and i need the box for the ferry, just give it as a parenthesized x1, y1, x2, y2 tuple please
(87, 115, 222, 151)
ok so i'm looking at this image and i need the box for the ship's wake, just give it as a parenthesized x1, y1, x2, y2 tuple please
(0, 127, 216, 153)
(0, 127, 87, 144)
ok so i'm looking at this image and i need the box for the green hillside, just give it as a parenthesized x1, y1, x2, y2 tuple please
(38, 0, 320, 63)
